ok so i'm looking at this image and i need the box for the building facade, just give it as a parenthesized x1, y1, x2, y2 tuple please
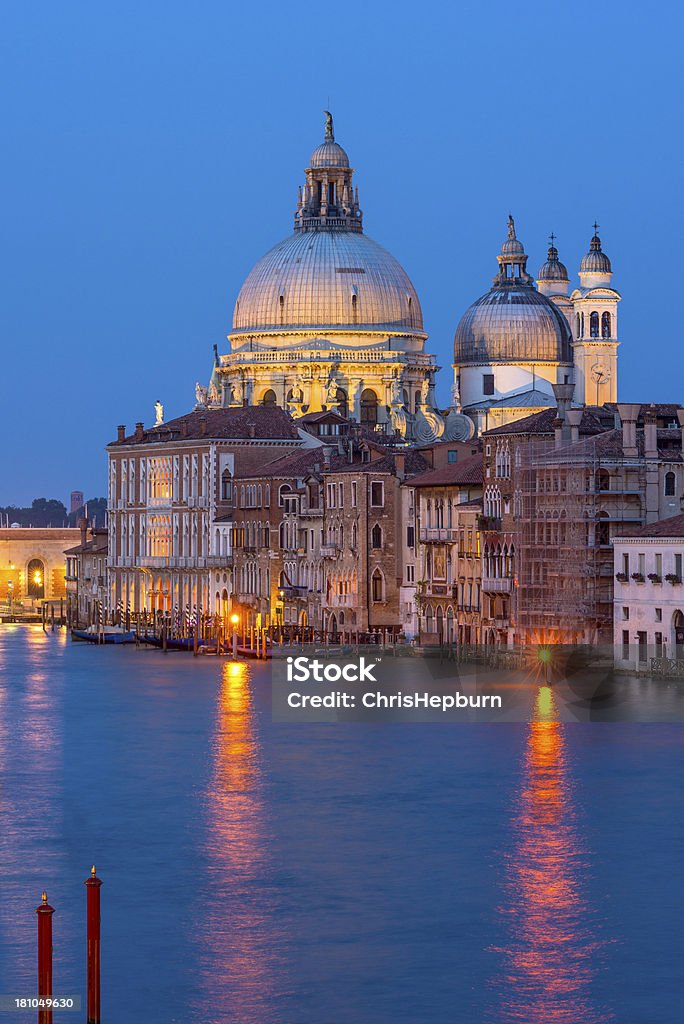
(64, 522, 108, 626)
(613, 513, 684, 671)
(0, 527, 78, 609)
(106, 406, 306, 624)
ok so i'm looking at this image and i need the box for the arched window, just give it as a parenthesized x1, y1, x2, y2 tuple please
(371, 569, 384, 602)
(371, 524, 382, 549)
(351, 292, 358, 324)
(221, 468, 232, 501)
(665, 471, 676, 496)
(360, 389, 378, 427)
(335, 388, 348, 419)
(595, 468, 610, 493)
(590, 311, 600, 338)
(261, 389, 277, 406)
(576, 312, 582, 338)
(27, 558, 45, 599)
(601, 311, 611, 338)
(279, 484, 292, 507)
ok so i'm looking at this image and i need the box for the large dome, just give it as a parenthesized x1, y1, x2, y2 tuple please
(454, 285, 573, 364)
(231, 229, 425, 339)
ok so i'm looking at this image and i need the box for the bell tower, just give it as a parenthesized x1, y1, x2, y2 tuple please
(570, 225, 620, 406)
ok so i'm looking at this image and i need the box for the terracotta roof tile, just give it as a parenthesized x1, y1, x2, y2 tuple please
(109, 406, 300, 446)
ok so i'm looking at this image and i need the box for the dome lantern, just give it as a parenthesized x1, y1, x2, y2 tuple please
(494, 215, 534, 286)
(295, 111, 362, 233)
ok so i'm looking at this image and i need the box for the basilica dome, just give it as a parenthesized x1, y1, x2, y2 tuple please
(231, 116, 424, 342)
(232, 229, 425, 339)
(454, 217, 572, 365)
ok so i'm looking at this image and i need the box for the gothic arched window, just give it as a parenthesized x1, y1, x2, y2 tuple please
(590, 311, 600, 338)
(371, 524, 382, 549)
(371, 570, 384, 603)
(221, 468, 232, 501)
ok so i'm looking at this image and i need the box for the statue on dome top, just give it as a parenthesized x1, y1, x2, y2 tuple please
(324, 110, 334, 140)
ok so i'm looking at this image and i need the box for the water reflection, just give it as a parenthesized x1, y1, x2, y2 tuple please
(492, 686, 612, 1023)
(194, 661, 284, 1023)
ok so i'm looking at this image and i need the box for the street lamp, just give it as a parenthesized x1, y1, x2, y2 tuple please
(230, 613, 239, 658)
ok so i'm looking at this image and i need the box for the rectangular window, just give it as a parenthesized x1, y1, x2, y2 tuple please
(483, 374, 495, 396)
(638, 553, 645, 576)
(676, 553, 683, 579)
(370, 481, 384, 507)
(447, 450, 458, 464)
(655, 553, 663, 577)
(622, 629, 630, 661)
(406, 525, 415, 548)
(637, 631, 647, 663)
(655, 631, 663, 654)
(622, 606, 629, 620)
(622, 552, 630, 575)
(406, 564, 415, 584)
(655, 607, 662, 622)
(351, 481, 357, 507)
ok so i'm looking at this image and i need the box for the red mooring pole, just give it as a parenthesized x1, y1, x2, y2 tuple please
(35, 891, 55, 1024)
(85, 866, 102, 1024)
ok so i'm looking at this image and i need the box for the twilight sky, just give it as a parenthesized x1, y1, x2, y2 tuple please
(2, 1, 682, 505)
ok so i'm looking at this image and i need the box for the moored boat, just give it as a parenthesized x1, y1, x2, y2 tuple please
(71, 626, 136, 645)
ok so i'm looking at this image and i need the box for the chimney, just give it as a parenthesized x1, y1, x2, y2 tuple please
(199, 417, 207, 437)
(644, 408, 658, 459)
(78, 516, 88, 549)
(395, 452, 405, 479)
(117, 424, 125, 443)
(617, 403, 641, 458)
(180, 419, 188, 438)
(135, 422, 144, 441)
(247, 424, 256, 439)
(565, 407, 583, 444)
(553, 417, 564, 448)
(552, 382, 575, 422)
(323, 447, 332, 471)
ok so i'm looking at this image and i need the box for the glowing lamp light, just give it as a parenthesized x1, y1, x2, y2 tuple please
(538, 647, 552, 665)
(230, 614, 239, 625)
(33, 571, 42, 585)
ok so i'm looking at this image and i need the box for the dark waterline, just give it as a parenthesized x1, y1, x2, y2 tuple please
(0, 626, 683, 1023)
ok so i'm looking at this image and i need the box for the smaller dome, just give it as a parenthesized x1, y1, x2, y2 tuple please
(580, 231, 611, 273)
(538, 242, 568, 282)
(309, 140, 350, 168)
(501, 236, 525, 256)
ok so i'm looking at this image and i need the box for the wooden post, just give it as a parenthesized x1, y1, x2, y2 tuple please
(36, 891, 55, 1024)
(85, 867, 102, 1024)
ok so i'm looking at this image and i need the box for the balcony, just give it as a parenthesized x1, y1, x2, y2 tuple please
(206, 555, 233, 568)
(482, 577, 513, 593)
(478, 515, 502, 532)
(419, 528, 458, 543)
(320, 544, 339, 557)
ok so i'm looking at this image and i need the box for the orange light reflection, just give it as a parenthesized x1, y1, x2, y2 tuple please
(492, 687, 612, 1023)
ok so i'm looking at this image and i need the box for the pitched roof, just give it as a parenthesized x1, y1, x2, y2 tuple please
(408, 453, 483, 488)
(483, 407, 606, 437)
(109, 406, 300, 446)
(617, 512, 684, 539)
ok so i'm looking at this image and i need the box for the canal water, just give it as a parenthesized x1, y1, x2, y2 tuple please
(0, 625, 682, 1023)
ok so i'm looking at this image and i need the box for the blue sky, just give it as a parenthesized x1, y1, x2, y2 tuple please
(2, 1, 682, 504)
